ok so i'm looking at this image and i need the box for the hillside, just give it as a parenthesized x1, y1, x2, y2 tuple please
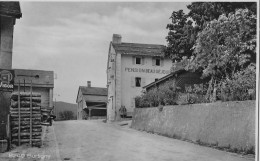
(54, 101, 77, 120)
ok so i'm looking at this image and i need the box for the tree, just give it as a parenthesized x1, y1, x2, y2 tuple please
(59, 110, 74, 120)
(165, 10, 198, 61)
(187, 2, 256, 28)
(165, 2, 257, 62)
(189, 9, 256, 101)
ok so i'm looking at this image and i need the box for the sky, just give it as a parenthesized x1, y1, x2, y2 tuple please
(12, 1, 190, 104)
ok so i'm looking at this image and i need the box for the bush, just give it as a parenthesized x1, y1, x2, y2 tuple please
(218, 64, 256, 101)
(136, 64, 255, 108)
(59, 110, 74, 120)
(184, 83, 208, 104)
(158, 81, 179, 105)
(135, 80, 179, 108)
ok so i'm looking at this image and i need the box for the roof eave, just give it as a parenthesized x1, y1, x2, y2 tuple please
(143, 69, 187, 89)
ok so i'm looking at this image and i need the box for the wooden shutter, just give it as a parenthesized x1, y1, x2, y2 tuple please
(152, 57, 155, 66)
(142, 57, 145, 65)
(161, 58, 164, 67)
(132, 56, 135, 65)
(141, 77, 146, 87)
(131, 77, 135, 87)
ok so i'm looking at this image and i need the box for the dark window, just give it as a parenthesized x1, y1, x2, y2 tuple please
(136, 57, 141, 64)
(156, 58, 160, 66)
(135, 77, 141, 87)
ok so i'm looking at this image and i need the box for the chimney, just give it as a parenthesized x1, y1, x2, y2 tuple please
(112, 34, 122, 44)
(87, 81, 91, 87)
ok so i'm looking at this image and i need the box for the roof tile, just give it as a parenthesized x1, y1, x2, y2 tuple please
(112, 42, 165, 56)
(80, 86, 107, 96)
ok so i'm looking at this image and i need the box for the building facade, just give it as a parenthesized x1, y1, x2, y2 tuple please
(0, 2, 21, 142)
(0, 2, 22, 69)
(13, 69, 54, 109)
(106, 34, 172, 121)
(76, 81, 107, 120)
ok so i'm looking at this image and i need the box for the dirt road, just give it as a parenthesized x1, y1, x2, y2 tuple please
(53, 120, 253, 161)
(0, 120, 254, 161)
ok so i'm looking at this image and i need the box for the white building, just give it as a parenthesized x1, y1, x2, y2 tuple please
(106, 34, 172, 121)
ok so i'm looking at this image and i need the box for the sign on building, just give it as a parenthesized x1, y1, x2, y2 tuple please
(0, 69, 15, 91)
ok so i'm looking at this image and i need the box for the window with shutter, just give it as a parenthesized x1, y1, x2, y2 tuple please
(155, 58, 160, 66)
(136, 57, 141, 65)
(135, 77, 141, 87)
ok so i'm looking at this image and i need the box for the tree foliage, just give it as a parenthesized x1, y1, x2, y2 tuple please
(135, 80, 178, 108)
(186, 9, 256, 102)
(218, 63, 256, 101)
(187, 2, 256, 28)
(165, 2, 256, 61)
(59, 110, 74, 120)
(164, 2, 256, 103)
(165, 10, 198, 61)
(190, 9, 256, 78)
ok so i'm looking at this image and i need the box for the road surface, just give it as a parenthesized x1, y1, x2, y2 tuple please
(53, 120, 253, 161)
(0, 120, 254, 161)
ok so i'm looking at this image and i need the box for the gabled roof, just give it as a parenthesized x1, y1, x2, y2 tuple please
(79, 86, 107, 96)
(143, 69, 186, 89)
(0, 2, 22, 18)
(112, 42, 165, 57)
(143, 69, 208, 90)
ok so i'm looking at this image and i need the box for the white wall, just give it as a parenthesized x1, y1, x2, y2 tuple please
(76, 89, 83, 120)
(107, 44, 172, 120)
(120, 54, 172, 114)
(107, 45, 117, 121)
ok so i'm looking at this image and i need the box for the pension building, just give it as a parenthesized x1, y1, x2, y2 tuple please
(106, 34, 172, 121)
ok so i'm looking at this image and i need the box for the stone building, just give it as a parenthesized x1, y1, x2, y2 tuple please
(13, 69, 54, 109)
(106, 34, 172, 121)
(0, 2, 22, 69)
(76, 81, 107, 120)
(0, 2, 21, 143)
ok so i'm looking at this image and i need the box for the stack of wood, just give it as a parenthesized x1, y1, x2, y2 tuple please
(10, 92, 42, 147)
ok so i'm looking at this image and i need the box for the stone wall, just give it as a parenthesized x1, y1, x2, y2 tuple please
(0, 16, 14, 69)
(131, 101, 255, 152)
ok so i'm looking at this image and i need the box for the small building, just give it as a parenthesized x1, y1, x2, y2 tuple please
(143, 69, 209, 105)
(13, 69, 54, 109)
(76, 81, 107, 120)
(106, 34, 172, 121)
(143, 69, 205, 91)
